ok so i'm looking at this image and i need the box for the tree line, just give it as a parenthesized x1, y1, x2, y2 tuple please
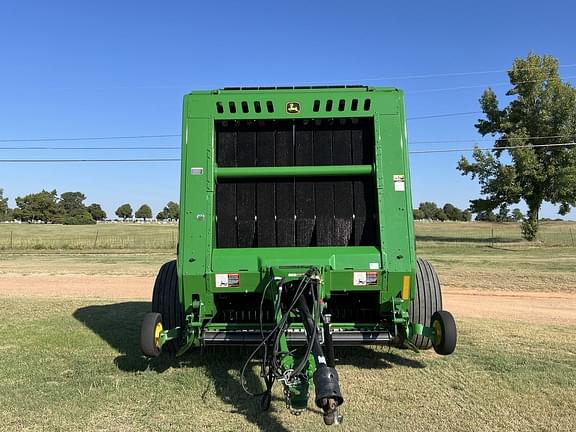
(412, 201, 526, 222)
(0, 188, 178, 224)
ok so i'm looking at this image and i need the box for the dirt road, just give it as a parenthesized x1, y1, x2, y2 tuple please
(1, 274, 575, 325)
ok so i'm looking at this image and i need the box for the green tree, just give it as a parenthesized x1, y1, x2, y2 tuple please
(458, 53, 576, 240)
(58, 192, 91, 224)
(87, 203, 107, 221)
(413, 208, 425, 220)
(512, 208, 523, 222)
(0, 188, 10, 222)
(55, 192, 95, 225)
(135, 204, 152, 222)
(157, 201, 179, 221)
(435, 209, 448, 222)
(442, 203, 464, 221)
(461, 210, 472, 222)
(115, 203, 133, 221)
(418, 202, 439, 219)
(13, 190, 60, 223)
(475, 210, 497, 222)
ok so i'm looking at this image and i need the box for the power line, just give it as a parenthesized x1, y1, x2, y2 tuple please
(0, 146, 180, 150)
(408, 111, 482, 120)
(0, 134, 180, 143)
(0, 113, 475, 144)
(410, 134, 575, 145)
(9, 63, 576, 92)
(409, 142, 576, 154)
(306, 63, 576, 85)
(406, 75, 576, 94)
(0, 158, 180, 163)
(0, 111, 495, 145)
(0, 143, 574, 162)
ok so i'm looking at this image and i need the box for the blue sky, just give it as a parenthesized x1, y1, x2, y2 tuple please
(1, 1, 575, 219)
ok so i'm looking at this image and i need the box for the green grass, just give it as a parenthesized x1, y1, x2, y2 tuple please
(0, 250, 175, 276)
(1, 220, 575, 250)
(1, 222, 574, 291)
(417, 245, 576, 293)
(415, 220, 576, 246)
(0, 297, 574, 431)
(0, 223, 178, 250)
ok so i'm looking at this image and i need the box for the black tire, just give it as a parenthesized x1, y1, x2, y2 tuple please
(409, 258, 442, 349)
(431, 310, 457, 355)
(151, 260, 184, 353)
(141, 312, 162, 357)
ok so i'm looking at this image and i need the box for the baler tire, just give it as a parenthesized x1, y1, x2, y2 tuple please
(431, 310, 457, 355)
(151, 260, 184, 354)
(410, 258, 442, 350)
(141, 312, 163, 357)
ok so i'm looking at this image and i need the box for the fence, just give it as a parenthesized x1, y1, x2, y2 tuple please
(0, 225, 574, 250)
(0, 231, 178, 250)
(415, 225, 576, 247)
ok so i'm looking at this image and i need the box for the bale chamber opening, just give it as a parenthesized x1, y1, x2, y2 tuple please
(215, 118, 379, 248)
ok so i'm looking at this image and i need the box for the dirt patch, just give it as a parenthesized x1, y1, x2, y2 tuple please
(1, 274, 575, 325)
(0, 274, 153, 299)
(443, 288, 576, 325)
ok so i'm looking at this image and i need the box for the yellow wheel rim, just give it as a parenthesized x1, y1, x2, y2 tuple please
(154, 321, 163, 349)
(432, 319, 442, 344)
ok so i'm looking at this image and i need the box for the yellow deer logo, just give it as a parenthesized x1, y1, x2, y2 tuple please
(286, 102, 301, 114)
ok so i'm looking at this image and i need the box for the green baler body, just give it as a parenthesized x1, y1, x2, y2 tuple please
(177, 86, 416, 340)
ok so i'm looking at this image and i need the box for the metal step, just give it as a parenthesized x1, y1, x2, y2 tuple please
(201, 329, 392, 346)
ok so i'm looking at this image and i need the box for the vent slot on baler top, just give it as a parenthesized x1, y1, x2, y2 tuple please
(215, 118, 378, 248)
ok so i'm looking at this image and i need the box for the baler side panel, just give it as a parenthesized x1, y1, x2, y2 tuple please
(180, 94, 216, 316)
(373, 94, 414, 299)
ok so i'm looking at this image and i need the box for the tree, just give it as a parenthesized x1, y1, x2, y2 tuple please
(135, 204, 152, 222)
(13, 190, 60, 223)
(418, 202, 439, 220)
(496, 206, 512, 222)
(475, 210, 497, 222)
(157, 201, 179, 221)
(87, 203, 107, 221)
(442, 203, 464, 221)
(458, 53, 576, 240)
(413, 208, 425, 220)
(115, 203, 133, 221)
(53, 192, 95, 225)
(435, 209, 448, 222)
(0, 188, 10, 222)
(512, 208, 523, 222)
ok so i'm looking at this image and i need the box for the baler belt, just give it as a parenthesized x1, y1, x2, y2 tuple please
(215, 119, 377, 248)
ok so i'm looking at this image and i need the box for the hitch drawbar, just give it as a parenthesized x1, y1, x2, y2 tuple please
(238, 267, 344, 425)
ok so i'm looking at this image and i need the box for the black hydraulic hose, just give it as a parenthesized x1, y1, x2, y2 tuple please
(295, 293, 325, 373)
(322, 319, 335, 368)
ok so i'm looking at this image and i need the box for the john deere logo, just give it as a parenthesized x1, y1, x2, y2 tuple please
(286, 102, 301, 114)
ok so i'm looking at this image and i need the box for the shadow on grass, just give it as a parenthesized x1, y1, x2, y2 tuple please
(73, 302, 425, 431)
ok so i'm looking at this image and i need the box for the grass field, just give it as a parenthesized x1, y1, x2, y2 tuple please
(0, 298, 574, 432)
(1, 223, 575, 431)
(1, 220, 575, 249)
(0, 223, 178, 250)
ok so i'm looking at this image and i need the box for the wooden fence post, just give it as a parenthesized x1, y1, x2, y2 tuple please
(570, 228, 575, 248)
(491, 228, 494, 248)
(10, 231, 13, 249)
(93, 230, 99, 248)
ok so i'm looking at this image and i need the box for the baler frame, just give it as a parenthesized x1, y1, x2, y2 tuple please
(140, 86, 457, 425)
